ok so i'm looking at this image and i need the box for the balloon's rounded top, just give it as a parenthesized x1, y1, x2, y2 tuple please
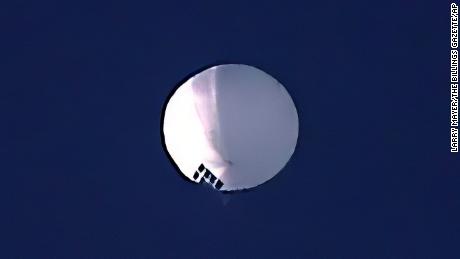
(162, 64, 299, 191)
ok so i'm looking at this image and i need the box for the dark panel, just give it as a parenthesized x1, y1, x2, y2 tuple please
(209, 174, 216, 183)
(215, 180, 223, 190)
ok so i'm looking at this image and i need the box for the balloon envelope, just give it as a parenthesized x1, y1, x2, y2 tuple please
(163, 64, 298, 191)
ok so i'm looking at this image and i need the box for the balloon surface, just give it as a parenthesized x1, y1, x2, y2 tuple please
(162, 64, 299, 191)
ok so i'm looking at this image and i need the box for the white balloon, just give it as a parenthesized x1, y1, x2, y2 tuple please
(162, 64, 299, 191)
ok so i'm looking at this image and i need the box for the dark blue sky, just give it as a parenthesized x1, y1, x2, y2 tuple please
(1, 0, 458, 258)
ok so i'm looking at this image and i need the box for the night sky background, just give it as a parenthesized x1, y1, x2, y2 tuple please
(1, 0, 459, 258)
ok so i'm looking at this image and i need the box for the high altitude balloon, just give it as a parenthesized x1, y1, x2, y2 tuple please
(162, 64, 299, 191)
